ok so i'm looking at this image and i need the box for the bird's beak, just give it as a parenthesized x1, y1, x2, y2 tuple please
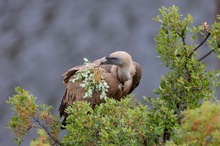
(101, 57, 123, 66)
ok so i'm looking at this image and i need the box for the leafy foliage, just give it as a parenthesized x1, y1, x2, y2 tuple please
(71, 58, 109, 99)
(62, 97, 153, 146)
(166, 101, 220, 145)
(30, 129, 50, 146)
(146, 5, 220, 143)
(178, 101, 220, 145)
(6, 87, 60, 145)
(6, 87, 38, 145)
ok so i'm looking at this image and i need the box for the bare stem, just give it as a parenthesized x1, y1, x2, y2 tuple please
(188, 32, 211, 58)
(193, 33, 210, 51)
(198, 50, 215, 61)
(32, 117, 61, 146)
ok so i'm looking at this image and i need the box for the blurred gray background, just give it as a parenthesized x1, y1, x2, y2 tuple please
(1, 0, 218, 145)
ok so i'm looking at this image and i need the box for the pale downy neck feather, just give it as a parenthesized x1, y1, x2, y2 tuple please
(111, 64, 135, 83)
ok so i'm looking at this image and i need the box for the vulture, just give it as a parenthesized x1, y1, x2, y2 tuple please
(59, 51, 142, 124)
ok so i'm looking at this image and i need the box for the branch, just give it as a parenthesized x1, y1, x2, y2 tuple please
(198, 42, 220, 61)
(176, 27, 186, 47)
(188, 32, 211, 58)
(194, 33, 211, 52)
(32, 117, 61, 146)
(177, 28, 192, 81)
(198, 50, 215, 61)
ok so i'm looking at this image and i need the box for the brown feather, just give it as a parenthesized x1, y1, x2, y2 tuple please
(128, 62, 142, 94)
(59, 63, 122, 118)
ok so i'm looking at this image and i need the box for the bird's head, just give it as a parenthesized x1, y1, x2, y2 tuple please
(101, 51, 132, 67)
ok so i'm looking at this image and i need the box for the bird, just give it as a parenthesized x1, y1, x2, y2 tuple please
(59, 51, 142, 125)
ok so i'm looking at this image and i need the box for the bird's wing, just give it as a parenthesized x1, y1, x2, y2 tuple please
(59, 82, 80, 118)
(99, 64, 112, 73)
(59, 64, 122, 118)
(105, 72, 123, 100)
(62, 65, 83, 84)
(128, 62, 142, 94)
(62, 60, 106, 84)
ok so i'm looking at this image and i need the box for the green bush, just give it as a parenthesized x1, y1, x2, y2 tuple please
(62, 97, 152, 146)
(146, 5, 220, 143)
(166, 101, 220, 146)
(6, 87, 60, 145)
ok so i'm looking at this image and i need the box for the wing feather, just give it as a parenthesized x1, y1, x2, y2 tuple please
(59, 63, 122, 119)
(128, 62, 142, 94)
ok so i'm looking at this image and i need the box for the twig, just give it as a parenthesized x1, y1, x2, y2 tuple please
(193, 33, 211, 52)
(198, 42, 220, 61)
(176, 29, 186, 47)
(178, 29, 192, 81)
(192, 22, 211, 54)
(193, 32, 211, 51)
(188, 32, 211, 58)
(198, 50, 215, 61)
(32, 117, 61, 146)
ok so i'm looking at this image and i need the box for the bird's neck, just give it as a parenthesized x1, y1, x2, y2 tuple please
(111, 65, 135, 82)
(118, 67, 131, 82)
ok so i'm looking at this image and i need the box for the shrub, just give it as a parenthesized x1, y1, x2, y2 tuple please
(6, 87, 60, 145)
(146, 5, 220, 143)
(62, 97, 153, 146)
(166, 101, 220, 146)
